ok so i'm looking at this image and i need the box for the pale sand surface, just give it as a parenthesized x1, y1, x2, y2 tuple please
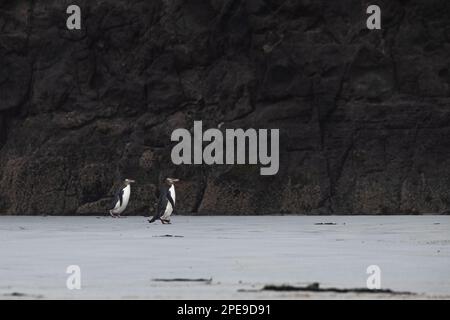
(0, 216, 449, 299)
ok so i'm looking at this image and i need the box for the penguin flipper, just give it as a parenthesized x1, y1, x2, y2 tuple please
(111, 188, 124, 210)
(118, 189, 124, 207)
(167, 191, 175, 211)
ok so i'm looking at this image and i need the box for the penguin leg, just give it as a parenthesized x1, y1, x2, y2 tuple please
(160, 218, 167, 224)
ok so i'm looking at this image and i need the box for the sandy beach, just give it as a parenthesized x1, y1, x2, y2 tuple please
(0, 216, 449, 299)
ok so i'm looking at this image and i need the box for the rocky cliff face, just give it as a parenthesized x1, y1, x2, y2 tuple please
(0, 0, 449, 215)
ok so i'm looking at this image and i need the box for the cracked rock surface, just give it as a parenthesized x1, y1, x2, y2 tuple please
(0, 0, 449, 215)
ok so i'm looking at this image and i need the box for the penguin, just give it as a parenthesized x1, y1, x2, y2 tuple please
(109, 179, 135, 218)
(149, 178, 179, 224)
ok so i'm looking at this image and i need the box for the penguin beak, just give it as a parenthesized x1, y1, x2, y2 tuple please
(129, 179, 136, 183)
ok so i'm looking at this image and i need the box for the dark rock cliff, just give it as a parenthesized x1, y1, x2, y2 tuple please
(0, 0, 449, 215)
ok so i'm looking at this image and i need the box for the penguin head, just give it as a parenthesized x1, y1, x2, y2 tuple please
(165, 178, 179, 185)
(124, 179, 136, 185)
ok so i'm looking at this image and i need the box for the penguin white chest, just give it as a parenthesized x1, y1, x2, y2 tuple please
(114, 185, 131, 214)
(162, 185, 176, 219)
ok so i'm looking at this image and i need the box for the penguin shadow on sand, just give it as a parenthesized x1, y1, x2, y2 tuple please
(149, 177, 180, 225)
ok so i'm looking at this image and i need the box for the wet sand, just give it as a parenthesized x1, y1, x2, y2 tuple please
(0, 216, 449, 299)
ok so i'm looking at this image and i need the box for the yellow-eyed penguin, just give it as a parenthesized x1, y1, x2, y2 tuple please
(149, 178, 179, 224)
(109, 179, 135, 218)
